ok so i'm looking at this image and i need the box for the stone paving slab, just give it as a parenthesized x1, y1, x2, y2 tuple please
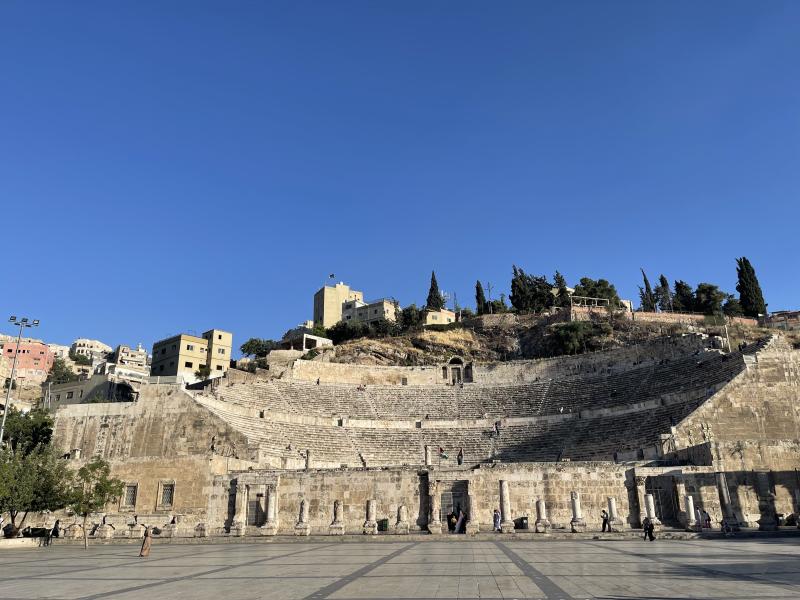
(1, 539, 800, 599)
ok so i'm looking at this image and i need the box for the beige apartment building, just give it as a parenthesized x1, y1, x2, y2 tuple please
(313, 282, 398, 329)
(423, 308, 456, 326)
(110, 344, 149, 373)
(150, 329, 232, 382)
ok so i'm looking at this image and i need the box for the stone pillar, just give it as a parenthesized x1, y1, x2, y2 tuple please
(261, 484, 278, 535)
(715, 472, 739, 529)
(305, 450, 313, 470)
(465, 493, 479, 534)
(756, 472, 778, 531)
(607, 497, 619, 531)
(395, 505, 410, 534)
(674, 479, 688, 528)
(634, 476, 647, 528)
(363, 499, 378, 535)
(294, 498, 310, 536)
(428, 479, 442, 534)
(534, 498, 551, 533)
(232, 482, 247, 536)
(499, 480, 515, 533)
(424, 445, 432, 466)
(644, 493, 661, 529)
(684, 495, 696, 530)
(330, 499, 345, 535)
(570, 491, 586, 533)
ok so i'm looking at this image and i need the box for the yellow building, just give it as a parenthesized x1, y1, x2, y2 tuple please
(150, 329, 232, 382)
(313, 283, 364, 329)
(423, 308, 456, 326)
(341, 298, 398, 325)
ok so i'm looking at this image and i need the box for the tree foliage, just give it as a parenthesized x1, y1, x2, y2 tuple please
(638, 269, 657, 312)
(399, 304, 426, 331)
(509, 266, 553, 313)
(654, 274, 672, 312)
(239, 338, 279, 358)
(572, 277, 621, 305)
(672, 280, 695, 312)
(475, 281, 487, 315)
(48, 357, 79, 384)
(0, 446, 73, 535)
(723, 295, 744, 317)
(546, 321, 612, 356)
(694, 282, 726, 315)
(194, 364, 212, 381)
(2, 408, 53, 456)
(735, 257, 767, 318)
(426, 271, 445, 311)
(69, 457, 124, 549)
(68, 351, 93, 366)
(553, 271, 571, 308)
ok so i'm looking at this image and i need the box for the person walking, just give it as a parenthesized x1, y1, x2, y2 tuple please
(48, 519, 61, 545)
(493, 509, 502, 532)
(139, 526, 152, 557)
(642, 517, 655, 541)
(601, 509, 610, 532)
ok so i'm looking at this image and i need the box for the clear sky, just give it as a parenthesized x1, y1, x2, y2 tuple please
(1, 1, 798, 352)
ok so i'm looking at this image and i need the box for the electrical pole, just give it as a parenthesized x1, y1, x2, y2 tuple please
(1, 316, 40, 445)
(487, 282, 493, 314)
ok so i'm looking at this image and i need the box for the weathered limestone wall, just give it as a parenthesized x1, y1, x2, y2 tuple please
(673, 343, 800, 453)
(290, 360, 444, 385)
(52, 385, 255, 461)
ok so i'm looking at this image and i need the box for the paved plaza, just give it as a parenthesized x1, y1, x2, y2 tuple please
(1, 538, 799, 600)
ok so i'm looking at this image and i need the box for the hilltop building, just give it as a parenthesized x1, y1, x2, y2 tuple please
(110, 344, 149, 373)
(70, 338, 112, 359)
(150, 329, 232, 382)
(423, 308, 456, 326)
(313, 282, 397, 329)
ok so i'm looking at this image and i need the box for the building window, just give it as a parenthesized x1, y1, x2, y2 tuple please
(185, 361, 193, 368)
(216, 365, 223, 371)
(187, 344, 195, 351)
(159, 365, 164, 372)
(161, 348, 166, 355)
(161, 483, 174, 507)
(55, 394, 61, 401)
(217, 348, 225, 354)
(218, 335, 222, 340)
(346, 316, 351, 320)
(66, 392, 74, 399)
(123, 484, 138, 507)
(171, 344, 176, 351)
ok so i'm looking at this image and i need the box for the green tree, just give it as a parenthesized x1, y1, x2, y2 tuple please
(68, 351, 93, 366)
(672, 280, 695, 312)
(509, 266, 553, 313)
(654, 274, 672, 312)
(694, 283, 726, 315)
(735, 257, 767, 318)
(426, 271, 445, 311)
(47, 357, 79, 384)
(399, 304, 425, 331)
(475, 281, 487, 315)
(194, 364, 212, 381)
(2, 408, 53, 456)
(553, 271, 571, 308)
(239, 338, 279, 358)
(723, 295, 744, 317)
(572, 277, 621, 306)
(69, 457, 124, 549)
(638, 269, 657, 312)
(0, 446, 73, 536)
(546, 321, 613, 356)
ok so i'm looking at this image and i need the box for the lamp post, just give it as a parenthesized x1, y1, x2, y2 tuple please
(0, 316, 40, 446)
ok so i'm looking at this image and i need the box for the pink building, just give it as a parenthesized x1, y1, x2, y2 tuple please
(1, 340, 54, 383)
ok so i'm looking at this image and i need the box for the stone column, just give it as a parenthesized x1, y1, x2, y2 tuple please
(261, 484, 278, 535)
(499, 480, 515, 533)
(756, 472, 778, 531)
(233, 482, 247, 536)
(424, 445, 432, 466)
(684, 494, 696, 531)
(673, 478, 688, 528)
(294, 498, 310, 536)
(534, 498, 551, 533)
(465, 493, 479, 535)
(644, 493, 661, 527)
(428, 479, 442, 534)
(715, 472, 739, 529)
(330, 499, 345, 535)
(634, 476, 647, 528)
(570, 491, 586, 532)
(305, 450, 313, 470)
(363, 499, 378, 535)
(607, 497, 619, 531)
(395, 505, 410, 534)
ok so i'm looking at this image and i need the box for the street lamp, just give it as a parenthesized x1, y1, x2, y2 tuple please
(0, 316, 40, 446)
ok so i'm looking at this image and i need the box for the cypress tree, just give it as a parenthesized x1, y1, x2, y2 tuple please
(655, 274, 672, 312)
(475, 281, 487, 315)
(426, 271, 445, 310)
(554, 271, 571, 307)
(735, 257, 767, 317)
(639, 269, 657, 312)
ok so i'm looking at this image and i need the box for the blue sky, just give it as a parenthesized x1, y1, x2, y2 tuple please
(1, 1, 798, 352)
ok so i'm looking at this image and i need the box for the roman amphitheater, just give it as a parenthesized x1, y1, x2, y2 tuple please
(49, 331, 800, 540)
